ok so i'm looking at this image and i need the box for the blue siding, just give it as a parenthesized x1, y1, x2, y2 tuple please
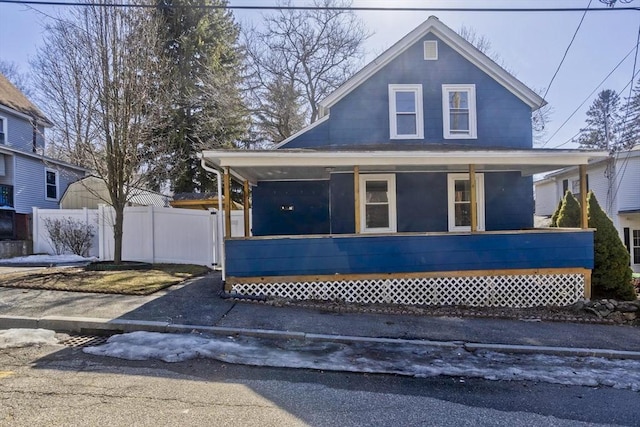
(485, 172, 534, 230)
(257, 172, 533, 236)
(285, 34, 532, 149)
(226, 230, 594, 277)
(329, 173, 355, 234)
(396, 173, 448, 232)
(251, 180, 330, 236)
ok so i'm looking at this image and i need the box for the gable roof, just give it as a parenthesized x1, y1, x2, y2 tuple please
(0, 73, 53, 127)
(319, 16, 545, 116)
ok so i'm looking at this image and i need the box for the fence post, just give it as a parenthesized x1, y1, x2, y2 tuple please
(147, 205, 155, 263)
(32, 207, 39, 254)
(98, 204, 105, 260)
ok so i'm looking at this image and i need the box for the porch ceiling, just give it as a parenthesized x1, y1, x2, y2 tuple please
(200, 149, 609, 184)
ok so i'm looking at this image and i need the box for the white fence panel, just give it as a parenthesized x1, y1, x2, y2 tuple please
(32, 207, 100, 257)
(33, 205, 225, 266)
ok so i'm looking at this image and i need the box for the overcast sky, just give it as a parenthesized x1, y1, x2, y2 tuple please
(0, 0, 638, 148)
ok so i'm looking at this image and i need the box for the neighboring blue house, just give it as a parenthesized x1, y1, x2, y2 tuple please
(201, 17, 608, 307)
(0, 73, 86, 241)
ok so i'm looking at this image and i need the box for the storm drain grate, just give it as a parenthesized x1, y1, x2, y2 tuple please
(60, 334, 109, 348)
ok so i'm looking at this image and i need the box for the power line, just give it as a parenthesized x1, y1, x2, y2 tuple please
(0, 0, 639, 11)
(543, 42, 640, 148)
(549, 66, 640, 148)
(540, 0, 593, 105)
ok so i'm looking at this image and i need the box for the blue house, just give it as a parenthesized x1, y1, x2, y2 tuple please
(201, 17, 608, 307)
(0, 73, 86, 242)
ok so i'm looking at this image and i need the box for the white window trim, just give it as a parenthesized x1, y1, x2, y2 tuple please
(447, 173, 485, 232)
(359, 173, 397, 233)
(0, 115, 7, 145)
(442, 84, 477, 139)
(633, 229, 640, 266)
(45, 167, 59, 201)
(423, 40, 438, 60)
(389, 84, 424, 140)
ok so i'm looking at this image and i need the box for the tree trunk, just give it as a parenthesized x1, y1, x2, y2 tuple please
(113, 204, 124, 264)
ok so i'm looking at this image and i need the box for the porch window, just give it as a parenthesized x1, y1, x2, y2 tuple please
(359, 174, 397, 233)
(447, 173, 485, 231)
(442, 84, 477, 139)
(0, 116, 6, 144)
(45, 168, 58, 200)
(633, 230, 640, 265)
(389, 84, 423, 139)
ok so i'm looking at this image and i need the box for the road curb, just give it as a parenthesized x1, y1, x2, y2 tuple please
(2, 314, 640, 360)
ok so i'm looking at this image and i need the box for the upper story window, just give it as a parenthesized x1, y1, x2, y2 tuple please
(0, 116, 6, 144)
(389, 84, 423, 139)
(442, 84, 477, 139)
(359, 174, 397, 233)
(45, 168, 59, 200)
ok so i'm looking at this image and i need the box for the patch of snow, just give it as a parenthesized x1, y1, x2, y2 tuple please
(0, 328, 59, 349)
(0, 254, 96, 264)
(84, 331, 640, 391)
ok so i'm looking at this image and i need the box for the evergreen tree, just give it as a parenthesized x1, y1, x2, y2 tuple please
(587, 192, 635, 300)
(575, 89, 627, 152)
(150, 0, 248, 193)
(549, 197, 563, 227)
(622, 77, 640, 149)
(556, 190, 581, 227)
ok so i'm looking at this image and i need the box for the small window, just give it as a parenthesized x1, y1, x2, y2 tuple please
(45, 168, 58, 200)
(447, 173, 485, 231)
(633, 230, 640, 265)
(0, 116, 6, 144)
(423, 40, 438, 60)
(442, 84, 477, 139)
(389, 84, 423, 139)
(359, 174, 397, 233)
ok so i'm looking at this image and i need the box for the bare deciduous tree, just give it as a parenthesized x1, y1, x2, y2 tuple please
(0, 60, 32, 97)
(458, 25, 552, 145)
(32, 0, 170, 263)
(244, 0, 369, 143)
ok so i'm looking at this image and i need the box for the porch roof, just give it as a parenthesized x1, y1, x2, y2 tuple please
(200, 148, 609, 184)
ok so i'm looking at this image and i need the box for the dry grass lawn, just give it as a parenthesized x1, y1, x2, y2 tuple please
(0, 264, 210, 295)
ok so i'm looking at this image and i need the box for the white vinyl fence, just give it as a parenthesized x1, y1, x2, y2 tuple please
(33, 206, 250, 266)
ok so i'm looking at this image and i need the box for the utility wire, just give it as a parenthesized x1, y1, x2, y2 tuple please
(543, 42, 640, 147)
(549, 66, 640, 148)
(539, 0, 592, 113)
(609, 22, 640, 207)
(0, 0, 639, 11)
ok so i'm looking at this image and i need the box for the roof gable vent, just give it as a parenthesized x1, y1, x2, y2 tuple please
(423, 40, 438, 60)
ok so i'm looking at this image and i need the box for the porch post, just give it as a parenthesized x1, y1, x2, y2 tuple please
(579, 164, 588, 229)
(469, 164, 478, 232)
(224, 167, 232, 239)
(354, 165, 360, 234)
(243, 180, 250, 237)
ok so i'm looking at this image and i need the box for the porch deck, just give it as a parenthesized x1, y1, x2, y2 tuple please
(224, 229, 594, 308)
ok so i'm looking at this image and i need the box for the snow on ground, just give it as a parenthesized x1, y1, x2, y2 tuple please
(0, 329, 59, 349)
(84, 331, 640, 392)
(0, 254, 95, 264)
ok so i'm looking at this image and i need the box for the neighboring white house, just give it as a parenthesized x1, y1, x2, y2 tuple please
(534, 145, 640, 272)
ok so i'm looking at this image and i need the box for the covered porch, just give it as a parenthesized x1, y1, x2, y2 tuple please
(200, 147, 608, 307)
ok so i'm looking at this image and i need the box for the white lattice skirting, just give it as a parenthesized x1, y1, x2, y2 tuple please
(229, 271, 588, 308)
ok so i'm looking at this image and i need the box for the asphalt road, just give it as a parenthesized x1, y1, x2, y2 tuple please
(1, 343, 638, 426)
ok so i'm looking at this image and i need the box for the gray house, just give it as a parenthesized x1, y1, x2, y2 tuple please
(0, 73, 86, 241)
